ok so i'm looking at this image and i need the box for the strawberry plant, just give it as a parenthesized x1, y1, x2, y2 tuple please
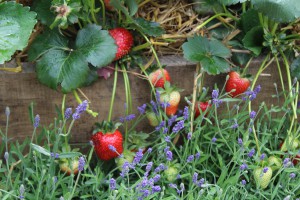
(1, 0, 300, 199)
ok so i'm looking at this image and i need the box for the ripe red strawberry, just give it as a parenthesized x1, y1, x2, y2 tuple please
(149, 69, 171, 88)
(146, 112, 159, 127)
(91, 130, 123, 161)
(104, 0, 113, 10)
(109, 28, 133, 61)
(225, 71, 250, 97)
(160, 90, 181, 116)
(194, 101, 211, 118)
(59, 159, 79, 176)
(253, 167, 272, 189)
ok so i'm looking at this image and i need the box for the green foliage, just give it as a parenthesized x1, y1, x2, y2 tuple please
(242, 26, 264, 56)
(291, 57, 300, 80)
(252, 0, 300, 23)
(182, 36, 231, 75)
(29, 25, 117, 93)
(218, 0, 247, 5)
(133, 18, 165, 37)
(0, 2, 36, 64)
(31, 0, 56, 26)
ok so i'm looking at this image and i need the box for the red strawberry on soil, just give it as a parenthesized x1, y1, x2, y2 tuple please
(194, 101, 211, 118)
(149, 69, 171, 88)
(91, 129, 123, 161)
(225, 71, 250, 97)
(109, 27, 133, 60)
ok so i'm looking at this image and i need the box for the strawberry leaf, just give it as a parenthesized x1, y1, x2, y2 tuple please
(242, 26, 264, 56)
(240, 9, 260, 33)
(29, 25, 117, 92)
(182, 36, 231, 75)
(125, 0, 138, 16)
(28, 29, 69, 61)
(76, 24, 117, 68)
(133, 18, 165, 37)
(31, 0, 56, 26)
(36, 49, 89, 93)
(0, 2, 37, 64)
(252, 0, 300, 23)
(217, 0, 247, 5)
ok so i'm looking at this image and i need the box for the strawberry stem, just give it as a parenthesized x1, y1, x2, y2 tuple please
(122, 64, 131, 149)
(108, 64, 118, 122)
(195, 13, 238, 32)
(280, 50, 297, 120)
(98, 0, 106, 27)
(89, 0, 98, 24)
(248, 54, 274, 156)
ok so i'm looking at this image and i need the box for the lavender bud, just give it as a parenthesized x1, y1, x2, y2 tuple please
(110, 178, 116, 190)
(78, 156, 85, 171)
(5, 106, 10, 117)
(247, 148, 255, 158)
(34, 114, 40, 128)
(187, 132, 192, 140)
(4, 152, 9, 161)
(249, 111, 256, 119)
(64, 108, 72, 120)
(166, 151, 173, 161)
(187, 155, 194, 162)
(241, 179, 246, 185)
(138, 104, 147, 115)
(260, 153, 266, 160)
(290, 173, 296, 179)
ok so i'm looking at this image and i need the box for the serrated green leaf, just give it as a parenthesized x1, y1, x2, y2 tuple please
(0, 2, 37, 64)
(201, 56, 231, 74)
(36, 49, 89, 93)
(240, 9, 260, 33)
(31, 144, 51, 156)
(252, 0, 300, 23)
(182, 36, 231, 75)
(31, 0, 56, 26)
(134, 18, 165, 37)
(28, 29, 69, 61)
(218, 0, 247, 5)
(125, 0, 138, 16)
(242, 26, 264, 56)
(76, 24, 116, 68)
(291, 57, 300, 80)
(210, 40, 231, 58)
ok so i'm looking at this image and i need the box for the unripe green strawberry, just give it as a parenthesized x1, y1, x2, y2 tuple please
(146, 112, 159, 127)
(59, 158, 79, 176)
(268, 156, 282, 168)
(253, 167, 272, 189)
(280, 138, 299, 152)
(115, 150, 135, 171)
(164, 166, 179, 182)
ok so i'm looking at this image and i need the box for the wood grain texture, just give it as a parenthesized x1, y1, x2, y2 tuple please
(0, 56, 286, 145)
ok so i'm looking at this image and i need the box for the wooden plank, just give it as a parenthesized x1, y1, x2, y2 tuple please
(0, 56, 286, 144)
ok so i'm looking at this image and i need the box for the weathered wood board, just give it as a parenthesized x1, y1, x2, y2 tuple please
(0, 56, 287, 145)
